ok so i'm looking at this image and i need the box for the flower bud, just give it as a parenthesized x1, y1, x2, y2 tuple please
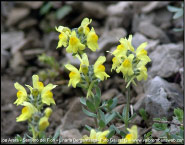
(81, 64, 88, 75)
(39, 116, 49, 131)
(44, 107, 52, 118)
(78, 26, 83, 34)
(32, 88, 39, 98)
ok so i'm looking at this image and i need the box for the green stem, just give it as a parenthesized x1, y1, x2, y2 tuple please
(125, 85, 130, 130)
(30, 124, 36, 139)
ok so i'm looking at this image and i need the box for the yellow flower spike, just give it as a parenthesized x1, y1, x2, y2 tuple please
(39, 116, 49, 131)
(41, 84, 57, 106)
(16, 102, 38, 122)
(14, 82, 27, 106)
(65, 64, 81, 88)
(116, 54, 134, 77)
(66, 31, 85, 53)
(32, 75, 44, 92)
(136, 42, 151, 64)
(136, 61, 148, 81)
(87, 27, 99, 52)
(94, 56, 110, 81)
(112, 44, 127, 58)
(79, 17, 92, 35)
(44, 107, 53, 118)
(76, 53, 89, 74)
(118, 125, 138, 144)
(55, 26, 71, 35)
(57, 31, 68, 48)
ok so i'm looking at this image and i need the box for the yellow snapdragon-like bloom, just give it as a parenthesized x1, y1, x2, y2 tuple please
(136, 62, 148, 81)
(65, 64, 81, 88)
(79, 17, 92, 36)
(82, 129, 109, 144)
(94, 56, 110, 81)
(111, 56, 121, 72)
(76, 53, 89, 74)
(55, 26, 71, 49)
(119, 35, 135, 52)
(14, 82, 27, 106)
(116, 54, 134, 76)
(118, 125, 138, 144)
(87, 27, 99, 52)
(39, 116, 49, 131)
(66, 31, 85, 53)
(135, 42, 151, 64)
(16, 102, 38, 122)
(41, 84, 57, 106)
(112, 44, 127, 58)
(26, 75, 44, 93)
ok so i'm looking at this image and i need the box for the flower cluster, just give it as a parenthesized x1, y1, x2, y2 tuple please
(82, 129, 109, 144)
(56, 18, 99, 55)
(111, 35, 151, 87)
(14, 75, 57, 134)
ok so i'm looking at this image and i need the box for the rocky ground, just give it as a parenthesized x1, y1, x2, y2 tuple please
(1, 1, 184, 141)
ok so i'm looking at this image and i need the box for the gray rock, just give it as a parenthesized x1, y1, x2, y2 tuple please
(133, 94, 146, 112)
(60, 129, 82, 140)
(138, 21, 170, 43)
(61, 97, 94, 131)
(1, 31, 24, 50)
(141, 2, 170, 14)
(117, 93, 126, 105)
(1, 50, 10, 71)
(98, 28, 127, 53)
(6, 8, 30, 26)
(113, 104, 124, 114)
(179, 68, 183, 89)
(149, 43, 183, 78)
(17, 2, 43, 9)
(43, 32, 58, 50)
(18, 18, 37, 29)
(105, 16, 123, 30)
(82, 2, 107, 19)
(169, 117, 181, 135)
(101, 89, 119, 100)
(23, 49, 45, 60)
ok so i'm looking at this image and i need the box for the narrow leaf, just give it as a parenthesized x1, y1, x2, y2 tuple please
(82, 107, 97, 118)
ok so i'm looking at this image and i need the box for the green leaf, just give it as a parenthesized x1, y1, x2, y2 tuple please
(56, 5, 72, 20)
(15, 134, 23, 143)
(82, 107, 97, 118)
(174, 108, 183, 122)
(107, 99, 113, 108)
(96, 86, 101, 97)
(106, 130, 115, 139)
(167, 5, 181, 12)
(105, 112, 116, 124)
(120, 131, 127, 138)
(152, 118, 168, 131)
(109, 125, 120, 134)
(173, 9, 183, 19)
(110, 98, 118, 110)
(139, 108, 148, 121)
(53, 127, 61, 140)
(86, 99, 96, 112)
(40, 2, 52, 15)
(99, 109, 105, 123)
(80, 97, 86, 106)
(128, 113, 137, 121)
(122, 106, 127, 118)
(85, 125, 93, 132)
(94, 94, 101, 109)
(99, 119, 106, 129)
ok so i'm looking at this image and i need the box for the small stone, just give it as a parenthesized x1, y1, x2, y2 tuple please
(60, 129, 82, 140)
(18, 18, 37, 29)
(101, 89, 119, 100)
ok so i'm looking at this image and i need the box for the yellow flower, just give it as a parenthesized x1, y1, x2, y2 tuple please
(111, 56, 121, 72)
(135, 42, 151, 64)
(79, 17, 92, 35)
(26, 75, 44, 93)
(14, 82, 27, 106)
(118, 125, 138, 144)
(55, 26, 71, 35)
(44, 107, 52, 118)
(65, 64, 81, 88)
(87, 27, 99, 52)
(136, 61, 148, 81)
(39, 116, 49, 131)
(119, 35, 135, 52)
(16, 102, 38, 122)
(82, 129, 109, 144)
(112, 44, 127, 58)
(116, 54, 134, 77)
(57, 31, 68, 48)
(76, 53, 89, 74)
(66, 31, 85, 53)
(94, 56, 110, 81)
(41, 84, 57, 106)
